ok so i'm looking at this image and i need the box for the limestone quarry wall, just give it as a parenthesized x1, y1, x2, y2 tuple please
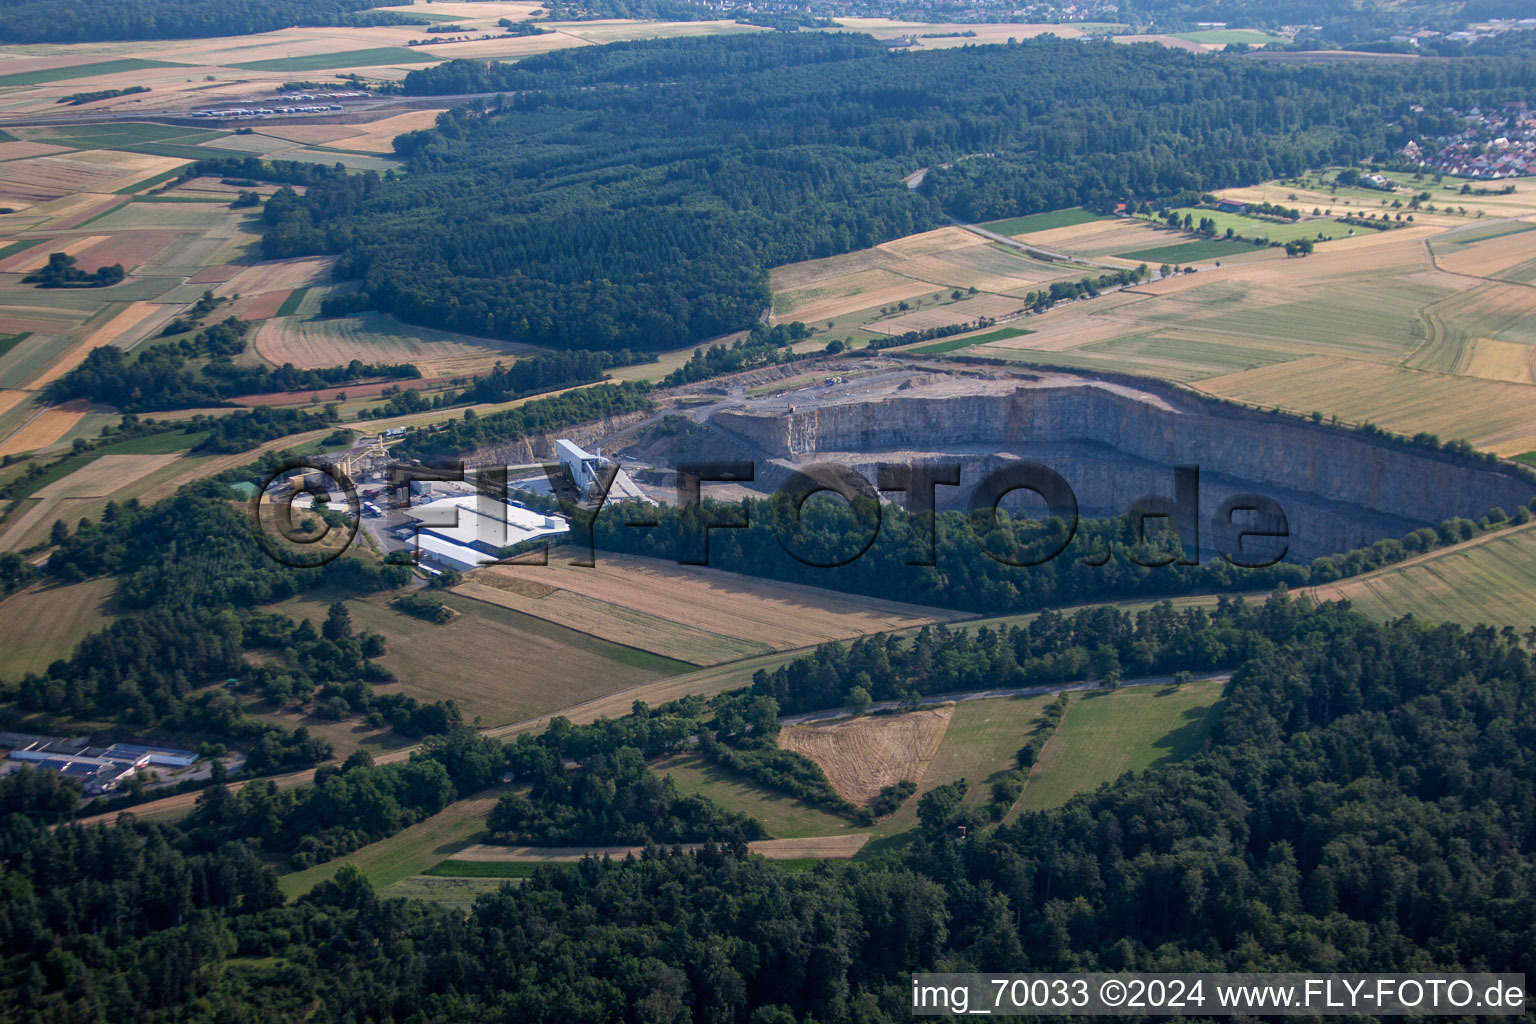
(710, 385, 1533, 558)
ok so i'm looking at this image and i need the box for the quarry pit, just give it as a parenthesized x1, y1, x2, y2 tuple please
(604, 365, 1534, 563)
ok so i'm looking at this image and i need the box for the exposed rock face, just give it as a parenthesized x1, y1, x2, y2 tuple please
(709, 380, 1532, 560)
(470, 410, 653, 467)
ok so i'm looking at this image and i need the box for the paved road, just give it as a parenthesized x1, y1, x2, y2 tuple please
(779, 670, 1231, 725)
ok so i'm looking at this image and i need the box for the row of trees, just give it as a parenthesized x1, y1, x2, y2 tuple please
(586, 491, 1535, 616)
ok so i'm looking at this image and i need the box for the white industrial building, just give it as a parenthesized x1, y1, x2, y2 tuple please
(555, 439, 651, 503)
(7, 739, 197, 794)
(403, 494, 570, 571)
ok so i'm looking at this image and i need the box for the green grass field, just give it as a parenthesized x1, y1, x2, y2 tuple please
(1175, 29, 1282, 44)
(1017, 679, 1225, 812)
(0, 577, 118, 677)
(1117, 238, 1265, 263)
(277, 789, 502, 898)
(117, 165, 192, 194)
(230, 48, 439, 72)
(86, 203, 232, 230)
(859, 695, 1055, 852)
(41, 123, 209, 148)
(1165, 208, 1334, 244)
(425, 860, 541, 878)
(0, 331, 29, 361)
(911, 325, 1032, 354)
(0, 59, 186, 88)
(658, 754, 860, 839)
(276, 288, 308, 318)
(274, 589, 690, 727)
(983, 208, 1104, 236)
(1313, 524, 1536, 632)
(383, 875, 512, 909)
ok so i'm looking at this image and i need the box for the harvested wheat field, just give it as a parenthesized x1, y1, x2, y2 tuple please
(73, 231, 184, 275)
(0, 141, 71, 162)
(187, 263, 246, 284)
(773, 267, 943, 324)
(863, 292, 1026, 336)
(27, 301, 174, 389)
(251, 312, 542, 374)
(1196, 355, 1536, 455)
(322, 109, 446, 153)
(216, 255, 335, 297)
(36, 453, 179, 498)
(1432, 222, 1536, 280)
(0, 234, 106, 273)
(781, 706, 953, 804)
(477, 554, 961, 652)
(455, 577, 772, 665)
(224, 290, 290, 322)
(0, 399, 91, 457)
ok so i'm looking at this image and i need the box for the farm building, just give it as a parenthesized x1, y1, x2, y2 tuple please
(6, 738, 196, 793)
(404, 494, 570, 571)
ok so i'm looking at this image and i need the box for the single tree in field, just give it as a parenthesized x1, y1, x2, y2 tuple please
(323, 601, 353, 642)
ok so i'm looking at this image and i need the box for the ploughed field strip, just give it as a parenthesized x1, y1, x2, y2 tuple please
(468, 554, 962, 656)
(780, 706, 954, 804)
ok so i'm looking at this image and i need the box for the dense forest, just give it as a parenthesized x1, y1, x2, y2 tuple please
(1, 595, 1532, 1020)
(0, 0, 418, 44)
(249, 34, 1536, 353)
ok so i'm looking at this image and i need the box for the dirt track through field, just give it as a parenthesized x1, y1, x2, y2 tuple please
(781, 706, 954, 803)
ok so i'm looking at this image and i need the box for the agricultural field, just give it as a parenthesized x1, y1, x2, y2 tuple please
(279, 788, 505, 898)
(658, 754, 862, 838)
(318, 109, 446, 153)
(780, 706, 954, 804)
(272, 589, 690, 728)
(1017, 678, 1226, 812)
(1309, 522, 1536, 632)
(907, 325, 1032, 355)
(1115, 237, 1267, 263)
(383, 875, 511, 910)
(983, 208, 1106, 237)
(1162, 208, 1341, 243)
(250, 311, 542, 376)
(769, 226, 1083, 334)
(454, 578, 772, 666)
(0, 576, 117, 676)
(1174, 29, 1285, 45)
(468, 553, 962, 657)
(0, 8, 792, 123)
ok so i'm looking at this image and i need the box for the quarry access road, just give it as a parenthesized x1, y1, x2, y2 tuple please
(780, 670, 1233, 725)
